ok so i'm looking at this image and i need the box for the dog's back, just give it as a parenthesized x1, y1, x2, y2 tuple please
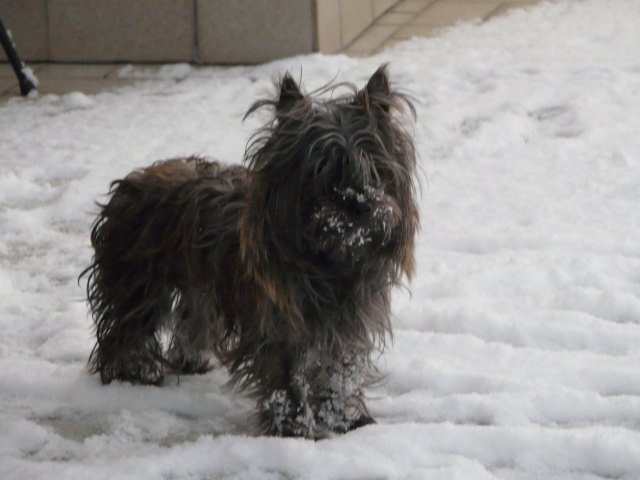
(139, 157, 246, 184)
(84, 157, 247, 384)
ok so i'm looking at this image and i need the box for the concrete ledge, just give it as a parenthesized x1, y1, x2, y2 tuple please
(0, 0, 401, 64)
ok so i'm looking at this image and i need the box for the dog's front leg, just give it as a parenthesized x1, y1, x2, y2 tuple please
(256, 344, 316, 438)
(311, 351, 376, 435)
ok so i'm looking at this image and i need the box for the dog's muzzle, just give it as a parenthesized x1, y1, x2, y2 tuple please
(309, 185, 401, 264)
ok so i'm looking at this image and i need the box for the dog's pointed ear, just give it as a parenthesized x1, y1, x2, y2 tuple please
(277, 73, 304, 113)
(358, 64, 392, 114)
(367, 64, 391, 97)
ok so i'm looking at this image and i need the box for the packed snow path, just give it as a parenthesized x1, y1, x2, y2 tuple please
(1, 1, 639, 478)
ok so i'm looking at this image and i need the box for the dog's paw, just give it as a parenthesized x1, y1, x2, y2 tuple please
(260, 389, 316, 439)
(314, 392, 376, 435)
(347, 413, 376, 431)
(98, 351, 165, 386)
(166, 349, 212, 375)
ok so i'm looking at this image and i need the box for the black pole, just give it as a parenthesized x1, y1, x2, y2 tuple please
(0, 17, 37, 96)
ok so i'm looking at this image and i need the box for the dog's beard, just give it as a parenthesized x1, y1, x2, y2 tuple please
(308, 185, 401, 265)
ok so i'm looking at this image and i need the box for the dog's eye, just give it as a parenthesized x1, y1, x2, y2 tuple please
(314, 158, 329, 176)
(334, 158, 347, 183)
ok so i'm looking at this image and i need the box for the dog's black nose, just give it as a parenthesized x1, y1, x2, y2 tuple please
(351, 200, 371, 217)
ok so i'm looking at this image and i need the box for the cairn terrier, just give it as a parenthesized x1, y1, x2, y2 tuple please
(82, 65, 418, 438)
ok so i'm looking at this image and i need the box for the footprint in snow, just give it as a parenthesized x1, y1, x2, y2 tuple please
(529, 105, 584, 139)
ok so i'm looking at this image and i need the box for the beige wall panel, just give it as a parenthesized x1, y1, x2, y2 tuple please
(198, 0, 314, 64)
(315, 0, 342, 52)
(49, 0, 193, 62)
(373, 0, 397, 18)
(340, 0, 373, 46)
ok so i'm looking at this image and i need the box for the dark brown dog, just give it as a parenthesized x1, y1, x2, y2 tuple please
(82, 65, 418, 438)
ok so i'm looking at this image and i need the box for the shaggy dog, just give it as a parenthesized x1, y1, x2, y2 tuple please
(82, 65, 418, 438)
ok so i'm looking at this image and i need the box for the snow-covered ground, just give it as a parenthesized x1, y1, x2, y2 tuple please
(2, 0, 640, 478)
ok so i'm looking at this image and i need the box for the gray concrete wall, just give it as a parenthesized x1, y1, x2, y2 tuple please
(0, 0, 399, 64)
(0, 0, 48, 61)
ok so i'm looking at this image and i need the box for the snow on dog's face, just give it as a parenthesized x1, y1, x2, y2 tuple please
(309, 185, 401, 265)
(243, 65, 419, 273)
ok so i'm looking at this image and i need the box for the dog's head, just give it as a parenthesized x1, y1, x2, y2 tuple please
(240, 66, 418, 318)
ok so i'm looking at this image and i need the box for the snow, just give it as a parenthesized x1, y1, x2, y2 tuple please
(20, 67, 39, 88)
(1, 0, 640, 478)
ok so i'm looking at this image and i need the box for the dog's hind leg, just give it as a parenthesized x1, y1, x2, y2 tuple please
(86, 183, 176, 385)
(89, 271, 172, 385)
